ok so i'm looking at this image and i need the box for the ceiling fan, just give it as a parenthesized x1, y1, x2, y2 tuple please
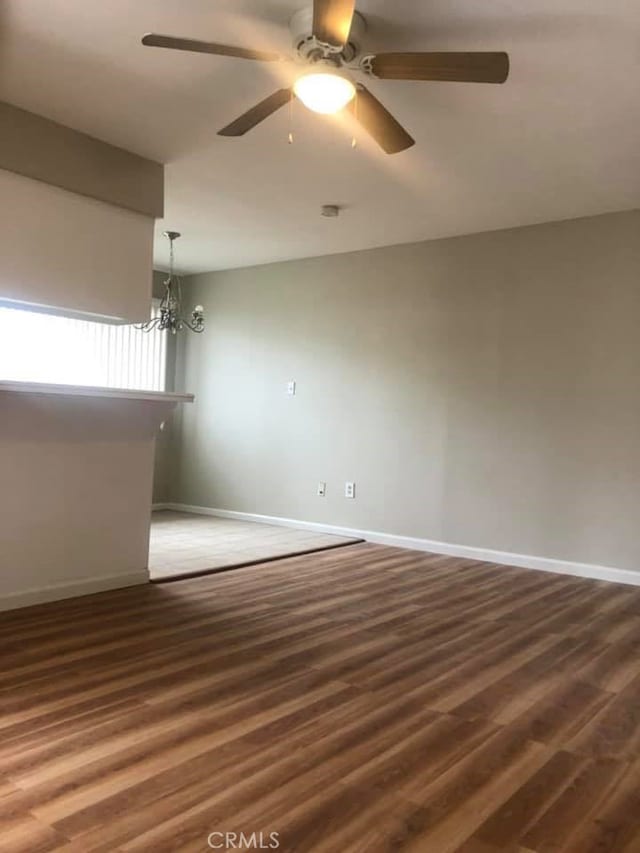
(142, 0, 509, 155)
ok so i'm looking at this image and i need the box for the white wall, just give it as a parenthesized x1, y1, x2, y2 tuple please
(0, 169, 154, 321)
(169, 211, 640, 576)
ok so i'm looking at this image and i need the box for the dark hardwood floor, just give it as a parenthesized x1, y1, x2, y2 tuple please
(2, 542, 640, 852)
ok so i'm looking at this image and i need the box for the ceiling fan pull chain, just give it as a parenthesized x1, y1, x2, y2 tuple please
(351, 88, 358, 149)
(288, 90, 295, 144)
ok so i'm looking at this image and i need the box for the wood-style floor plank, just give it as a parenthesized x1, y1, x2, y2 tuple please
(2, 542, 640, 851)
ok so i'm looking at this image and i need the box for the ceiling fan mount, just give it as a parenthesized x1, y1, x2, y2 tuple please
(141, 0, 509, 155)
(289, 7, 367, 65)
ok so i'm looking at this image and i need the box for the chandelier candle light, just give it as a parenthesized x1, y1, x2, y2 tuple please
(137, 231, 204, 335)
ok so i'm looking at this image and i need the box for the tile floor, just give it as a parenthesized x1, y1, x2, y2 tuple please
(148, 511, 362, 580)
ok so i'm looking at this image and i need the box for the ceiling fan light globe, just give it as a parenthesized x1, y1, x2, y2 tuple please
(294, 71, 355, 114)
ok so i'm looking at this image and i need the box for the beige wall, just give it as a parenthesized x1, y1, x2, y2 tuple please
(170, 211, 640, 573)
(0, 101, 163, 219)
(0, 169, 154, 321)
(0, 388, 177, 610)
(152, 417, 175, 504)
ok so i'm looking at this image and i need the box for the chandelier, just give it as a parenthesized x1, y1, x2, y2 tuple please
(137, 231, 204, 334)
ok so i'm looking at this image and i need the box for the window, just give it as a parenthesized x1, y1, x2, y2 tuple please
(0, 303, 166, 391)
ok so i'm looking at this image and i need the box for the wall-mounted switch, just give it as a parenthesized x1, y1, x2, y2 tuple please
(345, 481, 355, 499)
(317, 481, 326, 497)
(287, 380, 296, 396)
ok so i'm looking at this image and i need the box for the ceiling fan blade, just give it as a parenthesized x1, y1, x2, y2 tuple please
(312, 0, 356, 47)
(370, 52, 509, 83)
(350, 85, 415, 155)
(218, 89, 292, 137)
(141, 34, 281, 62)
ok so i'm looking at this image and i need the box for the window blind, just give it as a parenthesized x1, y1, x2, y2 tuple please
(0, 303, 166, 391)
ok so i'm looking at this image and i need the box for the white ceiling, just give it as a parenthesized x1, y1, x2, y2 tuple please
(2, 0, 639, 273)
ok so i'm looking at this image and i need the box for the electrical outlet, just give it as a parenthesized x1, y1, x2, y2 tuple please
(317, 481, 326, 497)
(287, 380, 296, 396)
(344, 481, 355, 499)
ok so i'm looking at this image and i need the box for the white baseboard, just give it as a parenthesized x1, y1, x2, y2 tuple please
(0, 570, 149, 613)
(158, 502, 640, 588)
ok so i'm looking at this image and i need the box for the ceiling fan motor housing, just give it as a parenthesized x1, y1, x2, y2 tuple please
(289, 7, 367, 63)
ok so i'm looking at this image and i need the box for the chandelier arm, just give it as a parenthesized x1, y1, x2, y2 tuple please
(182, 319, 205, 333)
(135, 317, 161, 331)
